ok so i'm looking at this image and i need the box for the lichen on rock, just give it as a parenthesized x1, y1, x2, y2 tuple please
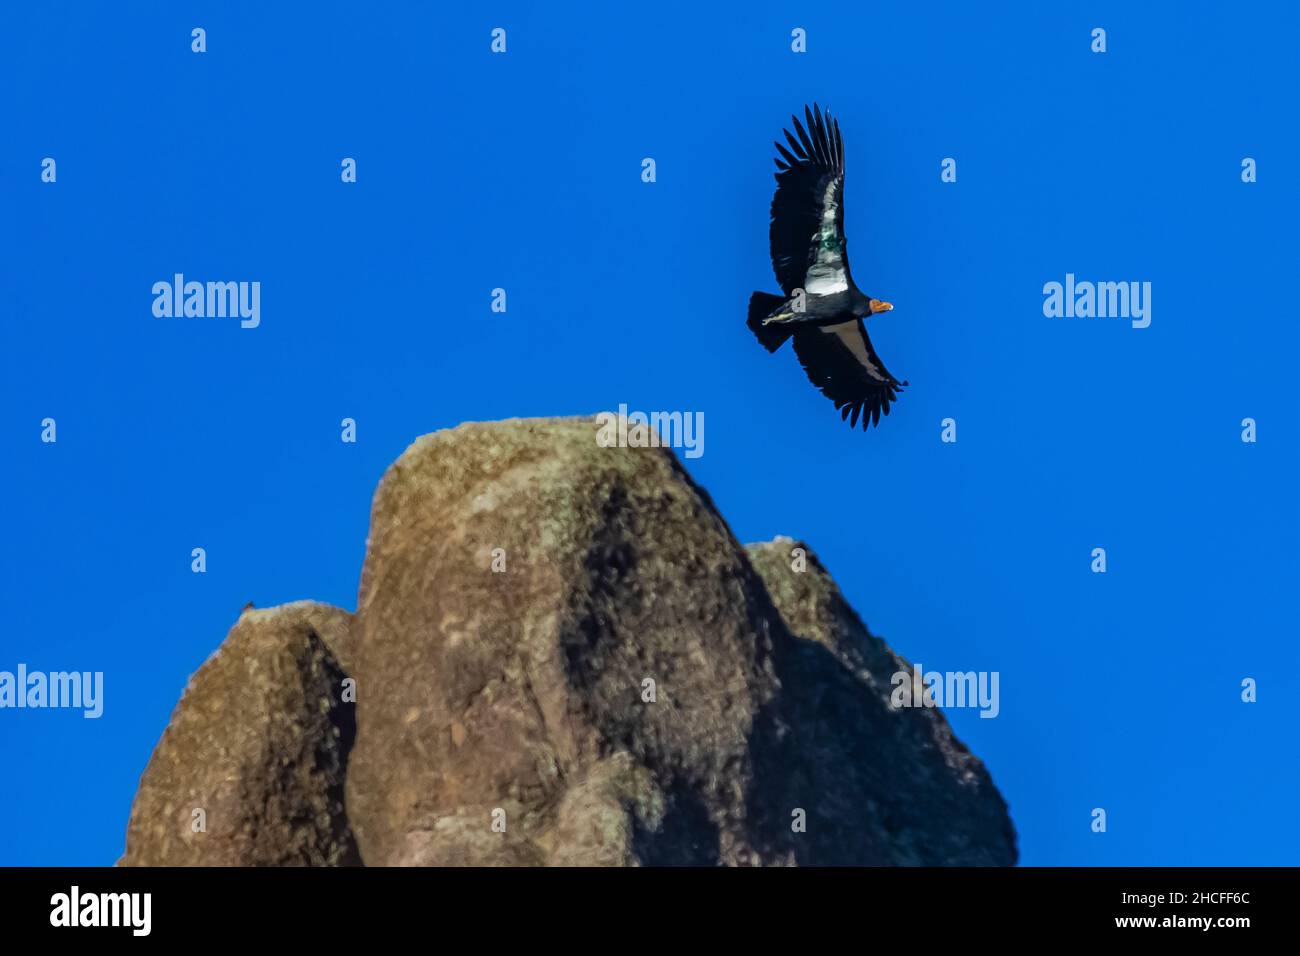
(121, 417, 1016, 867)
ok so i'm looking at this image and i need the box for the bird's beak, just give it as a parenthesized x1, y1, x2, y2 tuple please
(869, 299, 893, 313)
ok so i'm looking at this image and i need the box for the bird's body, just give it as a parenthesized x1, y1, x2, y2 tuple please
(746, 104, 908, 431)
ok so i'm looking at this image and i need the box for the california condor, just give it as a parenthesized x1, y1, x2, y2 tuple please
(747, 104, 907, 431)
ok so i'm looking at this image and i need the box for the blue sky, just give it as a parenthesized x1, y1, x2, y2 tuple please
(2, 1, 1296, 866)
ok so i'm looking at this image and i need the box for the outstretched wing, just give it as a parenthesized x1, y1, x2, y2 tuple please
(791, 320, 907, 430)
(769, 104, 849, 297)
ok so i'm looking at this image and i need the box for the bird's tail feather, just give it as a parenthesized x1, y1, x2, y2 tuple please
(747, 292, 793, 353)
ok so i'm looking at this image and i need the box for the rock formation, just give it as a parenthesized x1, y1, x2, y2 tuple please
(120, 602, 358, 866)
(121, 417, 1016, 866)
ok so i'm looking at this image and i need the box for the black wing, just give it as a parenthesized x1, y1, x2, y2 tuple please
(769, 104, 850, 297)
(791, 320, 907, 430)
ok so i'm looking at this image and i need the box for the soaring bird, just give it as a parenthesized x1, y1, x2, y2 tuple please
(746, 104, 907, 431)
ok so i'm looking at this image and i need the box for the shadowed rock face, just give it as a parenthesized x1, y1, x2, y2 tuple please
(120, 603, 359, 866)
(122, 417, 1016, 866)
(745, 539, 1017, 865)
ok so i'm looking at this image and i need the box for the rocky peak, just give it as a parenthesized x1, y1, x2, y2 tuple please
(121, 417, 1015, 867)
